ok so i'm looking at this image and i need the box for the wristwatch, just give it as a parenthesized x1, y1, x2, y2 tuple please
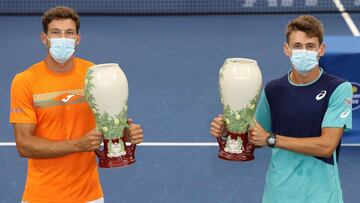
(266, 132, 276, 148)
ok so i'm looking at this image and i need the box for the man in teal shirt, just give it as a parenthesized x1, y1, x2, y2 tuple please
(211, 15, 352, 203)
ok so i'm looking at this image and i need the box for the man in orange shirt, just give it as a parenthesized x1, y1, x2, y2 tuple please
(9, 6, 144, 203)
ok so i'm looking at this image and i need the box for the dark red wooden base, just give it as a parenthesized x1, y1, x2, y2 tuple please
(95, 138, 136, 168)
(218, 149, 254, 161)
(217, 130, 255, 161)
(97, 154, 136, 168)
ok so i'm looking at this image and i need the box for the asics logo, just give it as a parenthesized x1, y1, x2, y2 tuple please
(316, 90, 327, 100)
(61, 94, 75, 103)
(340, 109, 351, 118)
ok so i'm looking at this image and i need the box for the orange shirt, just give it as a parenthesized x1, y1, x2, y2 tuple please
(9, 58, 103, 203)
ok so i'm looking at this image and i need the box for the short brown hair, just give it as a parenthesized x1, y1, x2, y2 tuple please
(42, 6, 80, 33)
(286, 15, 324, 44)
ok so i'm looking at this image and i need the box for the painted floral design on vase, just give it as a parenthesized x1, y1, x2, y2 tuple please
(85, 63, 136, 168)
(218, 58, 262, 161)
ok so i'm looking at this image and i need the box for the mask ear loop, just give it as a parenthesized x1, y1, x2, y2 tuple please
(74, 35, 78, 47)
(44, 35, 52, 49)
(286, 43, 291, 56)
(316, 44, 324, 60)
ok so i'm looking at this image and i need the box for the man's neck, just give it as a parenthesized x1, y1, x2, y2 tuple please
(290, 66, 321, 85)
(44, 55, 75, 74)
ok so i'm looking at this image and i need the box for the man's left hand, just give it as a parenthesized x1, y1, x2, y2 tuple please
(248, 118, 269, 147)
(127, 119, 144, 144)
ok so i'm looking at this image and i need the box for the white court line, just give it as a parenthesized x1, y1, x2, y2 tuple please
(333, 0, 360, 36)
(0, 142, 16, 146)
(139, 142, 218, 146)
(0, 142, 218, 147)
(0, 142, 359, 147)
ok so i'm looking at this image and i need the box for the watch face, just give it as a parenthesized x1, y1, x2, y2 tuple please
(268, 137, 275, 145)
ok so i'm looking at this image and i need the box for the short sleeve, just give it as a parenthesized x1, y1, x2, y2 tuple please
(321, 82, 352, 131)
(255, 88, 272, 132)
(9, 73, 37, 124)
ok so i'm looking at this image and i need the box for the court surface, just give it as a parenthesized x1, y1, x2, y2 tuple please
(0, 13, 359, 202)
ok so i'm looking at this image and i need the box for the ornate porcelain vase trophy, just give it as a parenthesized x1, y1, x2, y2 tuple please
(85, 63, 136, 168)
(217, 58, 262, 161)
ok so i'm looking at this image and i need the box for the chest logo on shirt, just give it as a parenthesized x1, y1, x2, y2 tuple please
(33, 89, 86, 108)
(61, 94, 75, 103)
(340, 109, 351, 118)
(316, 90, 327, 100)
(54, 93, 81, 104)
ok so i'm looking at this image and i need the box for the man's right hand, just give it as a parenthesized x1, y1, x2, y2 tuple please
(76, 129, 103, 152)
(210, 114, 226, 138)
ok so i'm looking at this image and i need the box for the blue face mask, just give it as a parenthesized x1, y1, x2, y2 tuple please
(48, 37, 76, 64)
(290, 49, 319, 75)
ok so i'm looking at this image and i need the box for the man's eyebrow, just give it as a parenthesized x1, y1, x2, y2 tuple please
(292, 42, 316, 45)
(48, 28, 76, 31)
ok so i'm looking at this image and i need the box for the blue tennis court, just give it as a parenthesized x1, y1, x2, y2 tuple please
(1, 1, 360, 202)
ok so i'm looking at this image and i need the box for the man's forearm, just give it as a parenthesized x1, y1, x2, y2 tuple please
(276, 135, 336, 158)
(16, 135, 81, 159)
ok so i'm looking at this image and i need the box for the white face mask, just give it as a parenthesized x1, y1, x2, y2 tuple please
(290, 49, 319, 76)
(48, 37, 76, 64)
